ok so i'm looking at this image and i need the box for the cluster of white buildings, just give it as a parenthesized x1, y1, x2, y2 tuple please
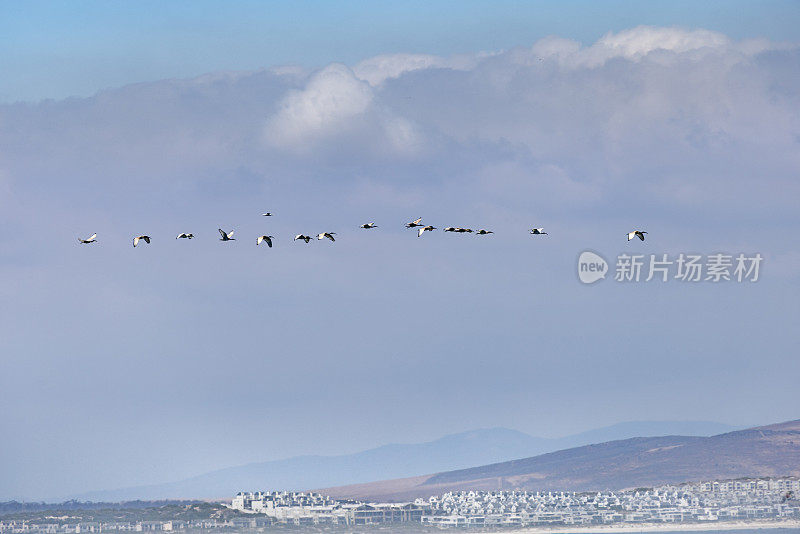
(0, 519, 237, 533)
(231, 491, 337, 514)
(420, 478, 800, 527)
(230, 491, 427, 525)
(228, 479, 800, 528)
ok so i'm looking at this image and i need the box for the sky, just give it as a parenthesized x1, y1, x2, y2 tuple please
(3, 0, 800, 102)
(1, 2, 800, 502)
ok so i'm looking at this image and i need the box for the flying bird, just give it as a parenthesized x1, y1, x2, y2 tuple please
(360, 222, 378, 229)
(530, 228, 548, 235)
(78, 233, 97, 244)
(294, 234, 312, 243)
(444, 227, 457, 232)
(418, 225, 436, 237)
(476, 229, 493, 235)
(176, 233, 194, 239)
(262, 212, 272, 216)
(219, 228, 235, 241)
(318, 232, 336, 242)
(455, 228, 473, 233)
(133, 235, 151, 247)
(257, 235, 273, 247)
(405, 218, 423, 228)
(627, 230, 647, 241)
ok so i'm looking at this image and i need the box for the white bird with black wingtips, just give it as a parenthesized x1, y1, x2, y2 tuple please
(78, 233, 97, 244)
(476, 229, 493, 235)
(176, 233, 194, 239)
(418, 225, 436, 237)
(294, 234, 312, 243)
(257, 235, 273, 247)
(405, 218, 423, 228)
(360, 222, 377, 229)
(627, 230, 647, 241)
(530, 228, 548, 235)
(318, 232, 336, 242)
(133, 235, 151, 247)
(219, 229, 235, 241)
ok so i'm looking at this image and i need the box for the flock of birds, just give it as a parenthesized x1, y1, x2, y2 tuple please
(76, 213, 649, 247)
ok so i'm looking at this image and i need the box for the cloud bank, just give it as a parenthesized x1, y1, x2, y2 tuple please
(2, 26, 797, 212)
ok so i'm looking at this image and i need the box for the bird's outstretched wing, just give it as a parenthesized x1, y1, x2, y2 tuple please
(88, 233, 96, 241)
(218, 228, 227, 238)
(143, 236, 150, 244)
(265, 236, 273, 247)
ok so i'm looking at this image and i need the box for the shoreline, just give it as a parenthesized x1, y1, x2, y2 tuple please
(485, 520, 800, 534)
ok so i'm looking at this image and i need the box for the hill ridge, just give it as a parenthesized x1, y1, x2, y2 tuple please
(70, 420, 735, 502)
(319, 419, 800, 501)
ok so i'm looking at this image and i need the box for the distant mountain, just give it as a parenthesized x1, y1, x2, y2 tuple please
(72, 420, 735, 502)
(320, 419, 800, 502)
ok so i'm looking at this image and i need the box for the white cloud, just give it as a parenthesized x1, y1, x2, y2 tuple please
(352, 53, 477, 86)
(264, 64, 374, 149)
(263, 63, 424, 155)
(589, 26, 730, 61)
(353, 54, 446, 86)
(525, 27, 781, 69)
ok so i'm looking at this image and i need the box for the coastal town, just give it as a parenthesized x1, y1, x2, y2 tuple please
(420, 478, 800, 527)
(4, 477, 797, 533)
(229, 478, 800, 527)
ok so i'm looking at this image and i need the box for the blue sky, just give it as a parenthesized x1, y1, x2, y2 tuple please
(2, 0, 800, 102)
(0, 1, 799, 502)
